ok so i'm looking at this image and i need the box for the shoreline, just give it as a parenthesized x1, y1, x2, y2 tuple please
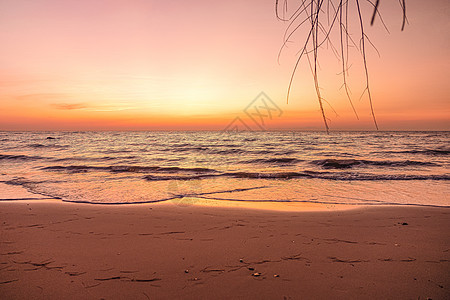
(1, 182, 448, 211)
(1, 200, 449, 299)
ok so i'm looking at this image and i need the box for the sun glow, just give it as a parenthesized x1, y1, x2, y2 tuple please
(0, 0, 448, 130)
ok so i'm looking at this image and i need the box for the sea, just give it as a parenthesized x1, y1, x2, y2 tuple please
(0, 131, 448, 208)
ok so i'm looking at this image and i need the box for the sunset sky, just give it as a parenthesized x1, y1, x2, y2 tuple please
(0, 0, 448, 131)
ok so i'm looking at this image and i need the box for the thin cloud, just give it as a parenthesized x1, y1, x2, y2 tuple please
(85, 103, 139, 112)
(51, 103, 88, 110)
(50, 101, 136, 111)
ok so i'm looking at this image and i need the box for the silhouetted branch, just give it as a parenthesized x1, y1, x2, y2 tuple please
(355, 0, 378, 129)
(276, 0, 407, 131)
(370, 0, 380, 25)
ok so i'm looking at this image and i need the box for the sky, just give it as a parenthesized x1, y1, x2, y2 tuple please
(0, 0, 449, 131)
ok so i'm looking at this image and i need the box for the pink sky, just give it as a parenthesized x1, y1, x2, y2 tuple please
(0, 0, 448, 130)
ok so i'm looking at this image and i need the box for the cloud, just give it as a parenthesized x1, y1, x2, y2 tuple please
(51, 103, 88, 110)
(50, 102, 135, 111)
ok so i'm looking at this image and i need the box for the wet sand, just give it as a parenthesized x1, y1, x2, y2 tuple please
(0, 201, 449, 299)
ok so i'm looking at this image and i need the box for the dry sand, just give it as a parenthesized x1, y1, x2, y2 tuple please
(0, 200, 449, 299)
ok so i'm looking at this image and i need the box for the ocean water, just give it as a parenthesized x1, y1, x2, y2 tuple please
(0, 131, 448, 208)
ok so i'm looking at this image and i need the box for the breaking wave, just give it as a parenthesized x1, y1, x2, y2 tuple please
(144, 170, 450, 181)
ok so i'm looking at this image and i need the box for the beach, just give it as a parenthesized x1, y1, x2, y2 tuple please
(1, 200, 448, 299)
(1, 131, 449, 298)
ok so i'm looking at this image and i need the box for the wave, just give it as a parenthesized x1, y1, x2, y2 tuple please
(52, 156, 138, 162)
(170, 146, 209, 152)
(210, 148, 245, 155)
(143, 174, 218, 181)
(306, 172, 450, 181)
(167, 147, 246, 155)
(143, 172, 307, 181)
(252, 150, 273, 155)
(0, 154, 45, 161)
(42, 165, 218, 174)
(241, 157, 301, 165)
(143, 170, 450, 181)
(114, 166, 216, 173)
(227, 171, 308, 179)
(3, 177, 448, 208)
(380, 149, 449, 156)
(41, 163, 449, 181)
(101, 149, 133, 154)
(315, 151, 357, 157)
(311, 159, 437, 169)
(27, 143, 67, 149)
(407, 149, 449, 155)
(229, 171, 449, 181)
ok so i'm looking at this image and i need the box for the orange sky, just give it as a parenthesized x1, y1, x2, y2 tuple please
(0, 0, 448, 131)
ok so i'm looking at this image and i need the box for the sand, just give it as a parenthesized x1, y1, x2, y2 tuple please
(0, 200, 449, 299)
